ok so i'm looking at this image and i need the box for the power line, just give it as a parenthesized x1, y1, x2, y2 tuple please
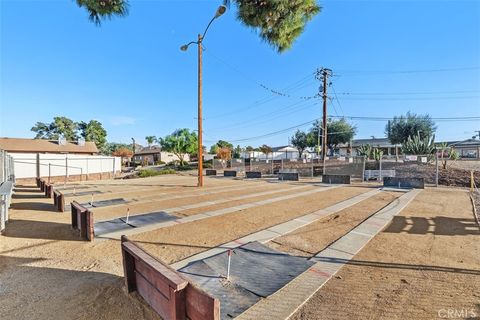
(205, 119, 317, 143)
(338, 96, 480, 101)
(330, 115, 480, 122)
(207, 100, 318, 132)
(205, 74, 316, 120)
(204, 48, 316, 98)
(334, 90, 480, 96)
(335, 66, 480, 76)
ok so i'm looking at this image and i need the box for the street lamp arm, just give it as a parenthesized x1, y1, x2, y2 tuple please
(201, 16, 216, 42)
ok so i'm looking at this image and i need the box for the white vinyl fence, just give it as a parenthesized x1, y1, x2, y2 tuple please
(11, 153, 121, 181)
(1, 149, 15, 232)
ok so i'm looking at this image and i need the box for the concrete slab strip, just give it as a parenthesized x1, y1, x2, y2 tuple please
(97, 185, 339, 239)
(236, 188, 421, 320)
(171, 188, 380, 270)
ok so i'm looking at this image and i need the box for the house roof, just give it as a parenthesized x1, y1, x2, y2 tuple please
(134, 146, 162, 155)
(447, 139, 480, 147)
(352, 138, 398, 147)
(0, 137, 98, 154)
(337, 138, 399, 148)
(271, 145, 298, 152)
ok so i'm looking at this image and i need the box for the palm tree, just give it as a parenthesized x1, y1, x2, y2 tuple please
(75, 0, 320, 52)
(259, 144, 273, 160)
(145, 136, 156, 148)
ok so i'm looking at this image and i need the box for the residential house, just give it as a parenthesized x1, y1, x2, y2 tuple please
(133, 146, 190, 165)
(338, 138, 401, 157)
(448, 138, 480, 158)
(0, 137, 98, 154)
(241, 145, 302, 160)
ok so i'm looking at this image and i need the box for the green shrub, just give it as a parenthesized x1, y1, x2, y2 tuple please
(138, 168, 176, 177)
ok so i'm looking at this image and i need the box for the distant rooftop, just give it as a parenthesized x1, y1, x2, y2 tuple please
(0, 137, 98, 154)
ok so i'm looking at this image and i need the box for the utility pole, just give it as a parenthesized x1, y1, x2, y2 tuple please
(197, 33, 204, 187)
(315, 68, 332, 173)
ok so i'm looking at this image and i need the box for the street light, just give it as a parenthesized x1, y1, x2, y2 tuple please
(180, 5, 226, 187)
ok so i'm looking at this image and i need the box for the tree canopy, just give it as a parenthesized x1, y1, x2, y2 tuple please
(101, 142, 132, 155)
(145, 136, 156, 146)
(290, 129, 308, 157)
(259, 144, 272, 155)
(76, 0, 320, 52)
(158, 128, 198, 165)
(32, 116, 78, 141)
(209, 140, 234, 154)
(385, 112, 437, 145)
(307, 118, 356, 152)
(78, 120, 107, 149)
(31, 116, 107, 149)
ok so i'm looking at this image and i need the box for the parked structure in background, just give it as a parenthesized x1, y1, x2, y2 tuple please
(448, 138, 480, 159)
(241, 145, 303, 160)
(133, 145, 190, 165)
(337, 138, 401, 157)
(0, 137, 99, 155)
(0, 137, 120, 184)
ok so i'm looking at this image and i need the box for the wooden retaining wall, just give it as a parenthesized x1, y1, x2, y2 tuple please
(121, 236, 220, 320)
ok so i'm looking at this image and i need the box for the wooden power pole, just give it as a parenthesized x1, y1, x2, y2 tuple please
(316, 68, 332, 173)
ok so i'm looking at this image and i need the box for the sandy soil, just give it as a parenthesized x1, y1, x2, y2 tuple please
(60, 178, 271, 204)
(0, 187, 162, 320)
(268, 191, 401, 257)
(129, 186, 367, 265)
(291, 188, 480, 320)
(0, 177, 356, 320)
(3, 174, 477, 320)
(90, 183, 303, 220)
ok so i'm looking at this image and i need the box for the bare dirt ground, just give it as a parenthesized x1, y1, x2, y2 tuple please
(268, 191, 401, 257)
(291, 188, 480, 320)
(89, 182, 302, 220)
(128, 186, 367, 264)
(2, 175, 478, 320)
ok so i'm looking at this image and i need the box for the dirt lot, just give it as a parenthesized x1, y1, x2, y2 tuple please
(291, 189, 480, 320)
(128, 186, 367, 264)
(268, 191, 401, 257)
(1, 174, 478, 320)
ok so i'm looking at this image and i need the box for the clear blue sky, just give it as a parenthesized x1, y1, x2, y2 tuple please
(1, 0, 479, 147)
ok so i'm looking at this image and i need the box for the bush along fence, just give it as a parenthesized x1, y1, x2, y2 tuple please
(0, 149, 15, 233)
(121, 236, 220, 320)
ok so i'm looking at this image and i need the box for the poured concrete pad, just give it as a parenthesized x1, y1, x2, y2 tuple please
(179, 241, 314, 319)
(62, 190, 103, 197)
(83, 198, 128, 208)
(94, 211, 176, 236)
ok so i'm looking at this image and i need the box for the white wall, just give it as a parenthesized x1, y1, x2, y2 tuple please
(241, 151, 303, 160)
(11, 153, 121, 179)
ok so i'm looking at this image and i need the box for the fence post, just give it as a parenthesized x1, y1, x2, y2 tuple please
(112, 157, 115, 179)
(435, 151, 439, 187)
(271, 155, 274, 174)
(48, 163, 51, 183)
(379, 156, 383, 181)
(64, 156, 68, 186)
(311, 157, 314, 178)
(362, 156, 366, 182)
